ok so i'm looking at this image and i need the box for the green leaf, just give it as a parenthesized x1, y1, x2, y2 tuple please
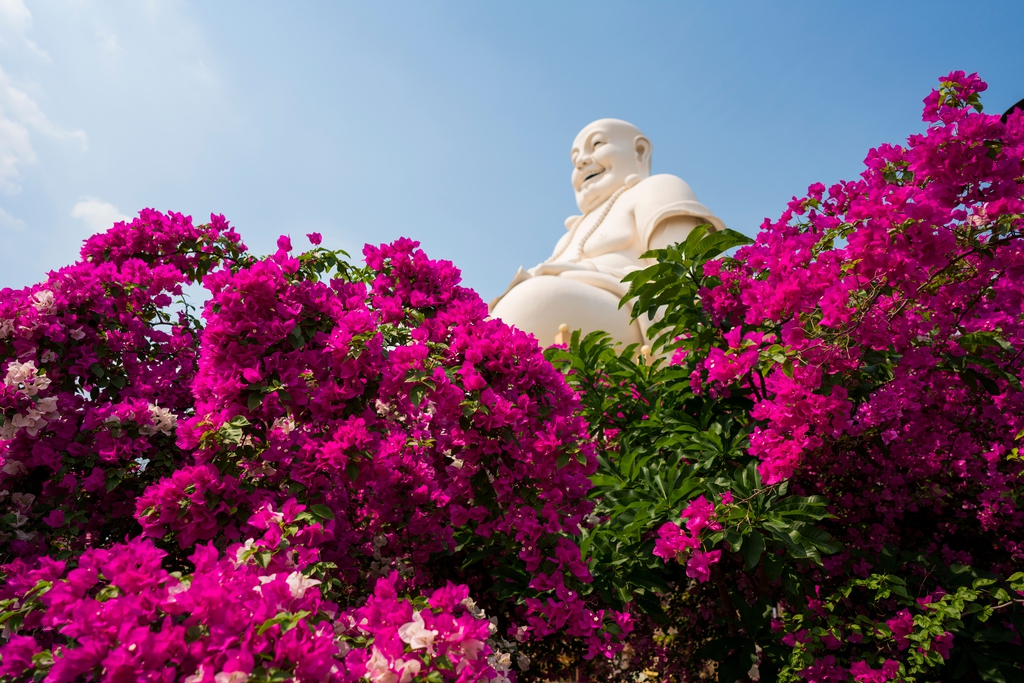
(763, 553, 783, 581)
(409, 384, 428, 408)
(219, 415, 251, 444)
(743, 530, 765, 570)
(310, 504, 334, 521)
(690, 228, 754, 260)
(619, 449, 638, 478)
(634, 590, 670, 624)
(32, 650, 55, 668)
(257, 612, 291, 635)
(958, 331, 1012, 353)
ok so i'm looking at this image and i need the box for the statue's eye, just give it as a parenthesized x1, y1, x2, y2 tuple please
(593, 141, 603, 148)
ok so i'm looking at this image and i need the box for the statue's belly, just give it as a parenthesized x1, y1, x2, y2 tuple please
(490, 275, 643, 348)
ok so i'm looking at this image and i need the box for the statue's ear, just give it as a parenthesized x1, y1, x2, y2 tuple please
(634, 135, 652, 171)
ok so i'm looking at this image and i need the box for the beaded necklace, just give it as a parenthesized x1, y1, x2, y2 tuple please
(547, 184, 629, 263)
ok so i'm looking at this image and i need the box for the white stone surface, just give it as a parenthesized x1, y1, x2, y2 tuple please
(489, 118, 725, 347)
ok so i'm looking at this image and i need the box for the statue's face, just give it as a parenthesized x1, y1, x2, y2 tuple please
(571, 119, 650, 214)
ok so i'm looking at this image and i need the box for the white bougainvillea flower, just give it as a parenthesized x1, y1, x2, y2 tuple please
(31, 290, 54, 312)
(214, 671, 249, 683)
(396, 659, 422, 683)
(398, 610, 438, 654)
(286, 570, 321, 599)
(365, 647, 395, 683)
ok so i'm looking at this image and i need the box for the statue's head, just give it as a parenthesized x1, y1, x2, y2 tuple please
(571, 119, 651, 213)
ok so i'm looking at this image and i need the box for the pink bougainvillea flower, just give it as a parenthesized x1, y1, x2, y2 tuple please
(685, 549, 721, 583)
(886, 609, 914, 650)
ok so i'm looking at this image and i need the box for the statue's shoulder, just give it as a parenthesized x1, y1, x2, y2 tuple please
(631, 173, 700, 204)
(631, 174, 726, 248)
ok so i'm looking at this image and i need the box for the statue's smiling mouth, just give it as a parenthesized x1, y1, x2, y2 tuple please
(583, 169, 605, 184)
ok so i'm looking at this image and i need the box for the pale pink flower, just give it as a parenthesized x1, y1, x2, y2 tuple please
(396, 659, 422, 683)
(4, 360, 49, 396)
(252, 573, 277, 595)
(1, 460, 27, 475)
(457, 638, 485, 661)
(214, 671, 249, 683)
(398, 610, 438, 653)
(141, 403, 177, 436)
(31, 290, 54, 311)
(365, 647, 398, 683)
(286, 570, 321, 599)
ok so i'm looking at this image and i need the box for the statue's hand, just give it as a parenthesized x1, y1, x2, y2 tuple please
(530, 261, 596, 276)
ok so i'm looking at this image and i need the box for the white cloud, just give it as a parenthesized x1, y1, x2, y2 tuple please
(0, 68, 87, 145)
(0, 114, 33, 194)
(71, 197, 129, 233)
(95, 24, 122, 54)
(0, 0, 30, 38)
(0, 1, 87, 197)
(0, 204, 25, 230)
(0, 0, 48, 60)
(0, 65, 87, 194)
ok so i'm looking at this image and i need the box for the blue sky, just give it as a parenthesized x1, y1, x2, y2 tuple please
(1, 1, 1022, 301)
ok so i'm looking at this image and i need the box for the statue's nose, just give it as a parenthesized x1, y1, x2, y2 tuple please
(575, 155, 591, 170)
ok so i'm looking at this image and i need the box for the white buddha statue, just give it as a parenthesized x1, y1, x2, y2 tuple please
(489, 118, 725, 347)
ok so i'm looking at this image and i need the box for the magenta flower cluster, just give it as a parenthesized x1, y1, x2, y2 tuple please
(0, 212, 630, 679)
(663, 71, 1024, 679)
(0, 500, 499, 683)
(652, 494, 724, 582)
(695, 71, 1024, 563)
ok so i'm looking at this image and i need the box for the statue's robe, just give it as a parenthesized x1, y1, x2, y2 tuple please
(490, 174, 725, 347)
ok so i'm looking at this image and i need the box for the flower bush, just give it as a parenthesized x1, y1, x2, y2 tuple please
(538, 72, 1024, 682)
(0, 215, 629, 681)
(2, 71, 1023, 683)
